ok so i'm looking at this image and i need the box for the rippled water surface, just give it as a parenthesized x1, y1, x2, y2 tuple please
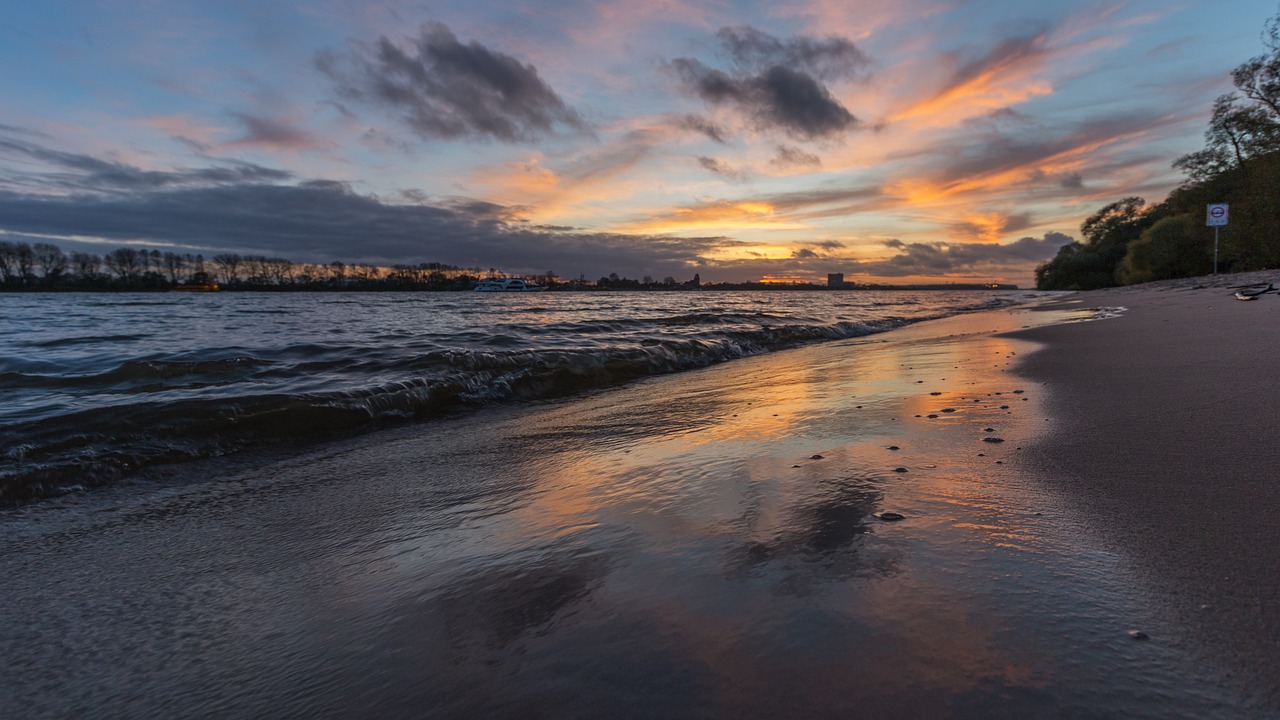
(0, 290, 1018, 502)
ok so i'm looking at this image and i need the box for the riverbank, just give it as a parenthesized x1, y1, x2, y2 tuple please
(1011, 270, 1280, 710)
(0, 296, 1263, 718)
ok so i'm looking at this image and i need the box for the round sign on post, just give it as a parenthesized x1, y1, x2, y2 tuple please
(1207, 203, 1229, 227)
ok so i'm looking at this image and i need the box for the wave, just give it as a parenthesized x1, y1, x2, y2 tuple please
(0, 316, 917, 506)
(0, 293, 1026, 506)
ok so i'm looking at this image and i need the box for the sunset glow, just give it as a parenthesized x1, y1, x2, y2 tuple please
(1, 0, 1274, 285)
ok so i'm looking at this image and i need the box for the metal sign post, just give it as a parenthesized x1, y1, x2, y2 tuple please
(1206, 203, 1229, 274)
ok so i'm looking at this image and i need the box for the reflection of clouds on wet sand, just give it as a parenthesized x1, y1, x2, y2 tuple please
(434, 550, 608, 657)
(722, 475, 901, 594)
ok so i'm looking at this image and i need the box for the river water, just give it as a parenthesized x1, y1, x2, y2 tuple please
(0, 290, 1018, 504)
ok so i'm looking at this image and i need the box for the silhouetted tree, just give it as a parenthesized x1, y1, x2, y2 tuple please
(71, 251, 102, 281)
(105, 248, 143, 282)
(32, 243, 67, 286)
(212, 253, 243, 285)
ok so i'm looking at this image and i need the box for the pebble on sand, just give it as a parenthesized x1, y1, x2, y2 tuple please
(1128, 630, 1150, 641)
(983, 437, 1005, 443)
(877, 512, 906, 521)
(941, 408, 956, 413)
(810, 454, 824, 460)
(887, 445, 900, 450)
(893, 467, 908, 473)
(984, 427, 995, 432)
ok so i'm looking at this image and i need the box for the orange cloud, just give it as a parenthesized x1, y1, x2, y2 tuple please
(622, 199, 811, 234)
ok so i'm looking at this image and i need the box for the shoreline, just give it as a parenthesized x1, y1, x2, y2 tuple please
(0, 293, 1266, 717)
(1009, 270, 1280, 709)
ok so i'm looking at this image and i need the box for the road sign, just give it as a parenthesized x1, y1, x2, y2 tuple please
(1207, 203, 1229, 227)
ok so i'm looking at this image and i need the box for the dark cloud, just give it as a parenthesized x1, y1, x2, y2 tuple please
(715, 25, 870, 80)
(0, 136, 292, 193)
(674, 114, 730, 144)
(671, 27, 864, 140)
(318, 21, 585, 143)
(697, 156, 748, 182)
(0, 183, 729, 277)
(226, 113, 323, 150)
(0, 122, 47, 137)
(864, 233, 1072, 276)
(929, 111, 1181, 189)
(771, 144, 821, 169)
(0, 138, 726, 279)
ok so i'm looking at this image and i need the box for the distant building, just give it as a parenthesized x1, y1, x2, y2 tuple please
(827, 273, 845, 288)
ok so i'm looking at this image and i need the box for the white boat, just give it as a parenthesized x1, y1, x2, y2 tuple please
(474, 278, 546, 292)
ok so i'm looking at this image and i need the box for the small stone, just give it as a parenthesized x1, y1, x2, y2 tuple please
(877, 512, 906, 521)
(978, 453, 986, 457)
(984, 427, 995, 432)
(856, 405, 863, 409)
(1128, 630, 1149, 641)
(1000, 405, 1009, 409)
(983, 437, 1005, 443)
(887, 445, 900, 450)
(927, 414, 939, 419)
(941, 408, 956, 413)
(792, 464, 802, 468)
(995, 461, 1004, 464)
(1013, 389, 1025, 394)
(930, 391, 942, 396)
(810, 454, 824, 460)
(893, 467, 908, 473)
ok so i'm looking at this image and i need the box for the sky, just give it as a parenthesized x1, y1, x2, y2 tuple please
(1, 0, 1276, 286)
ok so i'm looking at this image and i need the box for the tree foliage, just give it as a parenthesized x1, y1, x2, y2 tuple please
(1038, 9, 1280, 289)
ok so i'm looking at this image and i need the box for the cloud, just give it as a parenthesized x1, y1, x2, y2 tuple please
(318, 21, 586, 143)
(708, 233, 1073, 281)
(671, 26, 865, 139)
(0, 135, 293, 193)
(225, 113, 324, 151)
(697, 156, 748, 182)
(893, 33, 1055, 124)
(771, 144, 821, 169)
(0, 137, 728, 279)
(673, 113, 730, 144)
(715, 25, 869, 80)
(865, 233, 1072, 276)
(0, 182, 731, 277)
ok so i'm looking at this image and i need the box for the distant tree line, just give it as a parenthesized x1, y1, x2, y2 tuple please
(1037, 11, 1280, 290)
(0, 242, 499, 291)
(0, 242, 717, 292)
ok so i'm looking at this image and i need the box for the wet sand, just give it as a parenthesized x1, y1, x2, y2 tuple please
(0, 298, 1267, 718)
(1010, 271, 1280, 711)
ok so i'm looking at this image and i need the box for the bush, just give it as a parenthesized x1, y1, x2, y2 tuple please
(1117, 215, 1212, 284)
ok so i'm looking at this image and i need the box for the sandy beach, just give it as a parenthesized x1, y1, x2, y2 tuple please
(2, 282, 1278, 717)
(1012, 270, 1280, 710)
